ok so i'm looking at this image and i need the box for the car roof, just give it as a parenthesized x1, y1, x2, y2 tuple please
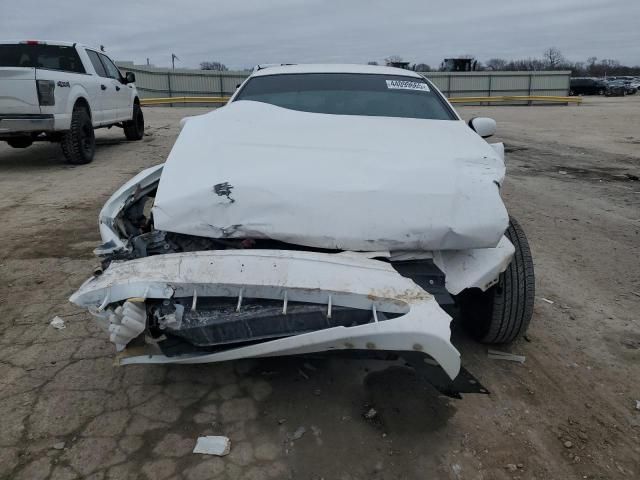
(0, 40, 99, 51)
(250, 63, 424, 78)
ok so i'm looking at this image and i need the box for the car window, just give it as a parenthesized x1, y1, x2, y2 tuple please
(86, 50, 108, 77)
(98, 53, 122, 81)
(0, 44, 85, 73)
(234, 73, 456, 120)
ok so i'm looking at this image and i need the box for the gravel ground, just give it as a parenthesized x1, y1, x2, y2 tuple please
(1, 96, 639, 480)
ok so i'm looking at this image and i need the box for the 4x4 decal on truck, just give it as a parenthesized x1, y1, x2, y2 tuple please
(57, 81, 70, 88)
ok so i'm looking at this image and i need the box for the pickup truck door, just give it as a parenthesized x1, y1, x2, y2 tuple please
(98, 53, 130, 122)
(85, 49, 117, 124)
(0, 44, 40, 115)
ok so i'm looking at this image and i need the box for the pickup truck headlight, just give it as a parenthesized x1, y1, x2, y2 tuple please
(36, 80, 56, 106)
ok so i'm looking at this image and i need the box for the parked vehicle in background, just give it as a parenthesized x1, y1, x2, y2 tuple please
(619, 80, 637, 95)
(569, 78, 607, 96)
(605, 80, 632, 96)
(0, 40, 144, 164)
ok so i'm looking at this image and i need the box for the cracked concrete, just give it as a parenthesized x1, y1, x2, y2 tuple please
(1, 101, 639, 479)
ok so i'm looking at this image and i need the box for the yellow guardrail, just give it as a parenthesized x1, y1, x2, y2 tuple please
(448, 95, 582, 104)
(140, 96, 229, 105)
(140, 95, 581, 106)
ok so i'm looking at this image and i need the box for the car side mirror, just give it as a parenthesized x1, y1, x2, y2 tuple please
(125, 72, 136, 84)
(468, 117, 496, 138)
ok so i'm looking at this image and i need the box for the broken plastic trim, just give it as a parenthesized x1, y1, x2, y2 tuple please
(70, 249, 461, 379)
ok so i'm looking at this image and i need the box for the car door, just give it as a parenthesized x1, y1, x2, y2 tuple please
(98, 53, 129, 121)
(85, 49, 114, 124)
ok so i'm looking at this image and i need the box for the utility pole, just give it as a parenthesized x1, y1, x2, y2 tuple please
(171, 53, 179, 70)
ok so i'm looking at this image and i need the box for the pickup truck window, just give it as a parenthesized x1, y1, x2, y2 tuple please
(99, 53, 123, 81)
(235, 73, 456, 120)
(86, 50, 108, 77)
(0, 44, 85, 73)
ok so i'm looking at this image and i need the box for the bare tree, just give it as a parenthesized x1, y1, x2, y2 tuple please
(485, 58, 507, 70)
(200, 61, 228, 71)
(413, 63, 431, 72)
(543, 47, 564, 69)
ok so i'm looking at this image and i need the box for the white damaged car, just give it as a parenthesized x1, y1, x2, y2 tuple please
(70, 64, 534, 389)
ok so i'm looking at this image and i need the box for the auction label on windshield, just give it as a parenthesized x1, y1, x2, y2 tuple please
(385, 79, 430, 91)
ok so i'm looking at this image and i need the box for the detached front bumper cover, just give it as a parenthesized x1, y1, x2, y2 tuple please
(71, 249, 461, 379)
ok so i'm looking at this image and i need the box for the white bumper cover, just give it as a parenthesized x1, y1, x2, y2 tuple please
(70, 250, 461, 379)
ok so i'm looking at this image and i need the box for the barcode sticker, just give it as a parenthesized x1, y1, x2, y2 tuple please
(385, 80, 430, 91)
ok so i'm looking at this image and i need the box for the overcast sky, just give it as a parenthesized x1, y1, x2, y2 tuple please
(2, 0, 639, 69)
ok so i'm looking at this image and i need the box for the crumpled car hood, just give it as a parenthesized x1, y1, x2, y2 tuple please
(153, 100, 508, 251)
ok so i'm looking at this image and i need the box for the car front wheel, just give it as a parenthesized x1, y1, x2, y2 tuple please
(457, 216, 535, 344)
(123, 104, 144, 140)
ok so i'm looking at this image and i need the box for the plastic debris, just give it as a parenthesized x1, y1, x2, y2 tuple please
(540, 297, 555, 305)
(193, 436, 231, 456)
(488, 349, 526, 364)
(52, 442, 65, 450)
(50, 316, 66, 330)
(636, 400, 640, 411)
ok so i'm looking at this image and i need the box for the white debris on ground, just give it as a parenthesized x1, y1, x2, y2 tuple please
(487, 349, 526, 364)
(636, 400, 640, 411)
(50, 316, 66, 329)
(540, 297, 555, 305)
(192, 436, 231, 456)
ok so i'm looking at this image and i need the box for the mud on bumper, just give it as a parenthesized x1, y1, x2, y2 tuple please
(70, 249, 461, 380)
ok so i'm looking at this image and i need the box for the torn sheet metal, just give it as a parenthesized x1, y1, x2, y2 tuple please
(70, 249, 461, 379)
(389, 235, 514, 294)
(433, 236, 515, 295)
(95, 163, 164, 256)
(152, 100, 508, 251)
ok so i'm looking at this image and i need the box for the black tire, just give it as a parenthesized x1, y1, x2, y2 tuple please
(598, 89, 604, 95)
(123, 104, 144, 140)
(457, 217, 535, 344)
(7, 138, 33, 148)
(61, 107, 95, 164)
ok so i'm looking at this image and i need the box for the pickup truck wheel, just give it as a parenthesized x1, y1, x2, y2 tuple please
(123, 104, 144, 140)
(61, 108, 95, 164)
(457, 217, 535, 344)
(7, 138, 33, 148)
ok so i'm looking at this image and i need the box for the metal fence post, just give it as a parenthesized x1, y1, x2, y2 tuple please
(528, 73, 533, 106)
(167, 72, 173, 107)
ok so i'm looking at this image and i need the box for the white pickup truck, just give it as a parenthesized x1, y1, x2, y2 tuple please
(0, 40, 144, 164)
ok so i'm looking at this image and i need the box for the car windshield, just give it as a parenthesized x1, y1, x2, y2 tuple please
(234, 73, 456, 120)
